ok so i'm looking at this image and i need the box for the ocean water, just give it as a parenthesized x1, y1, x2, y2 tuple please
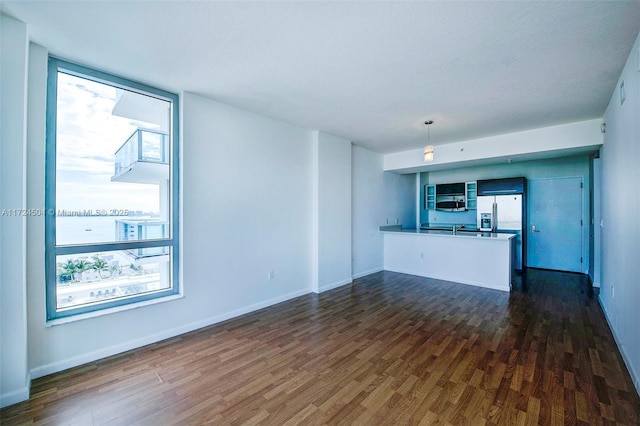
(56, 216, 122, 245)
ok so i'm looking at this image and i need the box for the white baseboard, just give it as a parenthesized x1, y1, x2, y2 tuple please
(0, 374, 30, 408)
(30, 288, 310, 380)
(316, 278, 353, 294)
(352, 267, 383, 280)
(598, 295, 640, 396)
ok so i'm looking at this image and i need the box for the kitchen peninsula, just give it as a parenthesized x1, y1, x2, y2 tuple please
(381, 227, 515, 292)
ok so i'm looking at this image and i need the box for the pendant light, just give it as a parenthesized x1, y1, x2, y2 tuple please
(423, 120, 434, 162)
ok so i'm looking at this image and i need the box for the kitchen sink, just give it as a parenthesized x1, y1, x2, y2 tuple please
(420, 226, 486, 235)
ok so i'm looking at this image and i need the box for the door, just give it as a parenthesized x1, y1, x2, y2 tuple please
(528, 177, 583, 272)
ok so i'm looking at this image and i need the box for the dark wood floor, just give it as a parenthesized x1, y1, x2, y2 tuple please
(2, 269, 639, 425)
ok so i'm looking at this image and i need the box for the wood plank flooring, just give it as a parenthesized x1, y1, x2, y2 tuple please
(2, 269, 639, 425)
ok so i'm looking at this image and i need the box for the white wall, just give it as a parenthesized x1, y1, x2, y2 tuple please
(351, 146, 384, 278)
(383, 171, 416, 228)
(0, 15, 30, 408)
(384, 119, 602, 173)
(182, 92, 314, 309)
(592, 157, 601, 287)
(589, 158, 602, 287)
(351, 145, 417, 279)
(25, 41, 47, 402)
(312, 131, 352, 292)
(600, 31, 640, 393)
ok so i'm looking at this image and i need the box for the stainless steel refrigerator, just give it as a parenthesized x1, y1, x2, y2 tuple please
(477, 194, 524, 270)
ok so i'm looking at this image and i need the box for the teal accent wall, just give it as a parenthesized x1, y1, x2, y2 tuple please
(419, 154, 591, 229)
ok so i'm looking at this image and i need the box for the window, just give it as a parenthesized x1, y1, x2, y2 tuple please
(45, 58, 180, 320)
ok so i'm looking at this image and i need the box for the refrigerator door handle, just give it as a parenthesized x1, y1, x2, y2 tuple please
(492, 202, 498, 232)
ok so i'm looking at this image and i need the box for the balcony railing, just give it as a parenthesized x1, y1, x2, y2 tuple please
(114, 129, 169, 177)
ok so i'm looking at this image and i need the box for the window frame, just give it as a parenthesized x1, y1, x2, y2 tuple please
(45, 57, 180, 320)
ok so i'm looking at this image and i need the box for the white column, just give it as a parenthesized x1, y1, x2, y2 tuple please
(311, 131, 353, 293)
(1, 14, 31, 407)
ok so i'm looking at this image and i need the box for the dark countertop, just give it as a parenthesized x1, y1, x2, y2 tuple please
(420, 223, 479, 232)
(381, 227, 515, 240)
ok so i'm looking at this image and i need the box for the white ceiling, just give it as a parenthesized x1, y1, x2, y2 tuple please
(3, 1, 640, 154)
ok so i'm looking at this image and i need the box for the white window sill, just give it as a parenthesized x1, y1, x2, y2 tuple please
(46, 292, 184, 327)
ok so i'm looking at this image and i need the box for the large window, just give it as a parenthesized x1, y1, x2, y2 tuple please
(46, 58, 180, 320)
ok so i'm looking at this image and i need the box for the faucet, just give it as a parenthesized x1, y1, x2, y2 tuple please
(452, 224, 465, 235)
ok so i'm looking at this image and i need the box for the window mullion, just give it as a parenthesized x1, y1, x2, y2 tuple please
(55, 239, 174, 256)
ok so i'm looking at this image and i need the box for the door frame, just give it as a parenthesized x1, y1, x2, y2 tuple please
(592, 157, 601, 287)
(527, 176, 585, 273)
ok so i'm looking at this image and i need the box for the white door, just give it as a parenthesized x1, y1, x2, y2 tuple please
(528, 177, 583, 272)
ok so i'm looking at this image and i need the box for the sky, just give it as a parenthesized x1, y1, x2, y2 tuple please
(55, 73, 167, 213)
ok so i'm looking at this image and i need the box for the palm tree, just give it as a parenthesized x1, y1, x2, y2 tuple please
(110, 264, 122, 277)
(92, 257, 109, 279)
(57, 259, 76, 282)
(57, 258, 92, 282)
(74, 259, 92, 282)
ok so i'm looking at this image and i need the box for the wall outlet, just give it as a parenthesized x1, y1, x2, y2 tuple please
(611, 285, 614, 298)
(268, 270, 275, 280)
(420, 252, 424, 259)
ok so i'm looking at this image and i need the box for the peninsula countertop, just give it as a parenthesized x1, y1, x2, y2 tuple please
(380, 226, 516, 241)
(382, 226, 515, 292)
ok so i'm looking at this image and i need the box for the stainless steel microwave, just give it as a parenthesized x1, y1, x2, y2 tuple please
(435, 195, 466, 212)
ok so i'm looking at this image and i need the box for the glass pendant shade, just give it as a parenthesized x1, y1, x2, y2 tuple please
(424, 145, 434, 162)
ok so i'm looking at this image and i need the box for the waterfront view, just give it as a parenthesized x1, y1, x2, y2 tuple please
(56, 215, 158, 245)
(54, 216, 170, 310)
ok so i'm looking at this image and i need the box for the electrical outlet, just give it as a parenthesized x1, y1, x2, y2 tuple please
(268, 270, 275, 280)
(420, 252, 424, 259)
(611, 285, 614, 298)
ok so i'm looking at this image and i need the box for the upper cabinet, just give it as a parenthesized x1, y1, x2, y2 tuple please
(477, 177, 526, 195)
(435, 182, 465, 196)
(466, 181, 477, 210)
(424, 184, 435, 210)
